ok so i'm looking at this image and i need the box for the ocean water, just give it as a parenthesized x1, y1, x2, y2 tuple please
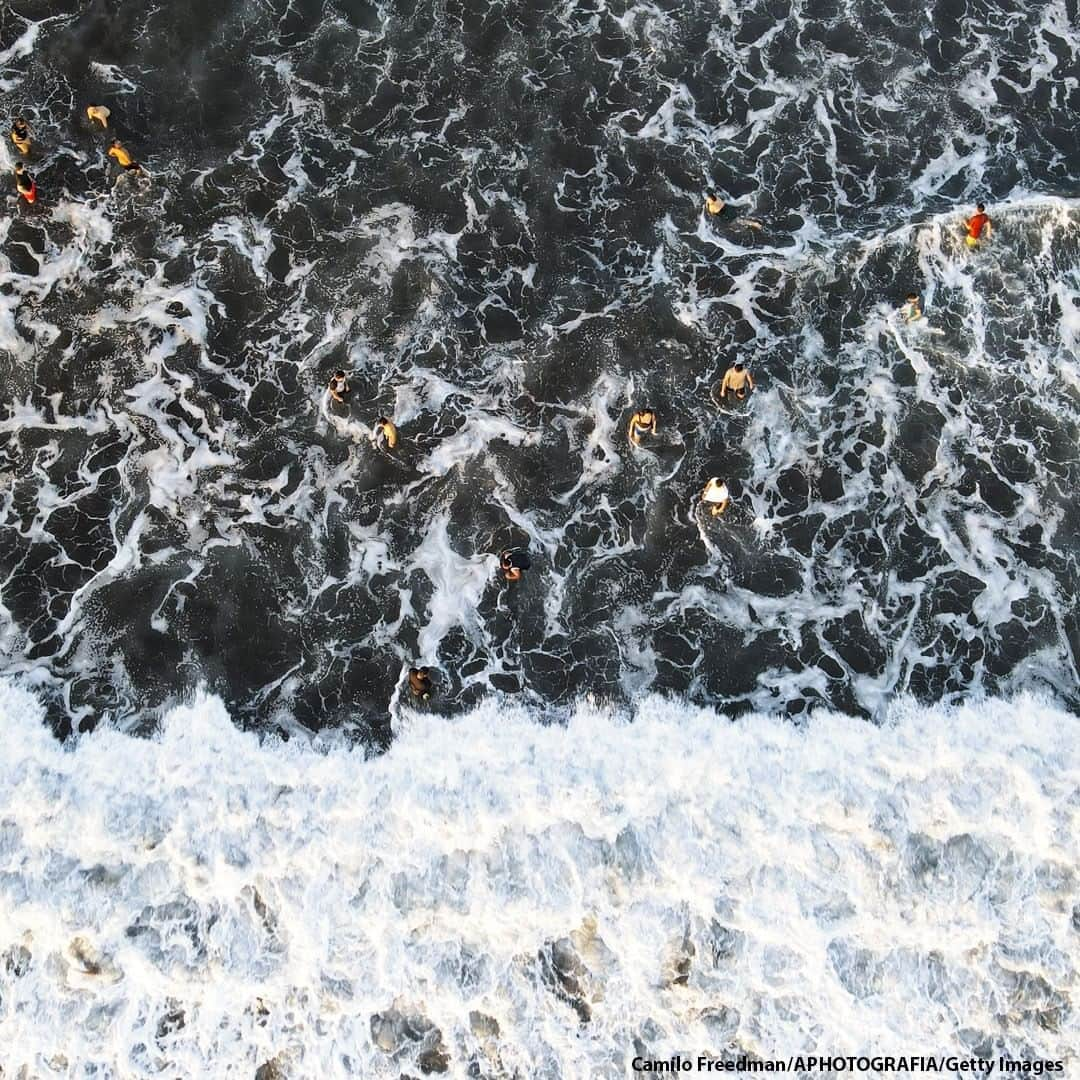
(2, 0, 1080, 1074)
(1, 681, 1079, 1076)
(0, 0, 1077, 730)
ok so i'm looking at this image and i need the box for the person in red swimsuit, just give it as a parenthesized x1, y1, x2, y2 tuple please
(14, 162, 35, 203)
(965, 203, 992, 247)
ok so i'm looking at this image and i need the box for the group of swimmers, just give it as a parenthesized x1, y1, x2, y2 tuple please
(625, 355, 754, 521)
(5, 117, 997, 698)
(327, 370, 399, 449)
(10, 106, 144, 204)
(900, 204, 993, 323)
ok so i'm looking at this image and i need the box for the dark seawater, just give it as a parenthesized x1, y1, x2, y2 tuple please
(1, 0, 1078, 738)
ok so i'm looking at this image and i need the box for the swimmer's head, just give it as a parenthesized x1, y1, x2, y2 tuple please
(976, 203, 985, 213)
(377, 416, 389, 426)
(334, 370, 345, 378)
(14, 162, 24, 173)
(906, 293, 918, 302)
(734, 362, 744, 371)
(640, 409, 654, 421)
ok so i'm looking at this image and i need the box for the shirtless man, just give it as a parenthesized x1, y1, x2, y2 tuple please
(10, 118, 31, 155)
(374, 416, 398, 449)
(717, 362, 754, 401)
(705, 191, 725, 216)
(14, 163, 36, 204)
(108, 138, 144, 178)
(500, 549, 529, 583)
(408, 667, 433, 701)
(628, 409, 657, 446)
(86, 105, 111, 128)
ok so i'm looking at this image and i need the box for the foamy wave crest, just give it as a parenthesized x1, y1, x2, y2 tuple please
(1, 683, 1077, 1076)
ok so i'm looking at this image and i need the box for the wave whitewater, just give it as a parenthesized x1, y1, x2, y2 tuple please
(1, 681, 1077, 1076)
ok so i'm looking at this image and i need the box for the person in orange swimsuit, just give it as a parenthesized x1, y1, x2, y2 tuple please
(965, 203, 992, 247)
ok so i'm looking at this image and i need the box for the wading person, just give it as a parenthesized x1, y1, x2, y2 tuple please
(900, 293, 922, 322)
(328, 370, 349, 404)
(965, 203, 992, 248)
(108, 138, 144, 178)
(374, 416, 398, 449)
(14, 163, 36, 204)
(86, 105, 111, 128)
(10, 117, 31, 155)
(701, 477, 730, 516)
(628, 408, 657, 446)
(500, 548, 530, 583)
(717, 362, 754, 401)
(408, 667, 433, 701)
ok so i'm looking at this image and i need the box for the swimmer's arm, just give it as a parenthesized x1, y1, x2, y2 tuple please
(718, 374, 730, 397)
(746, 372, 754, 391)
(648, 416, 657, 435)
(628, 418, 640, 444)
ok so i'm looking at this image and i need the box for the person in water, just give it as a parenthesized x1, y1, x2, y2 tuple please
(718, 362, 754, 401)
(328, 370, 349, 403)
(705, 191, 726, 215)
(628, 409, 657, 446)
(10, 118, 31, 155)
(500, 549, 527, 583)
(408, 667, 433, 701)
(14, 163, 36, 204)
(701, 478, 731, 516)
(374, 417, 398, 449)
(108, 139, 143, 176)
(900, 293, 922, 321)
(965, 203, 992, 247)
(86, 105, 111, 128)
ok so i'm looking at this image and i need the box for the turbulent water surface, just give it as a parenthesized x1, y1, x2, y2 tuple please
(0, 0, 1077, 731)
(2, 684, 1080, 1076)
(1, 0, 1079, 1074)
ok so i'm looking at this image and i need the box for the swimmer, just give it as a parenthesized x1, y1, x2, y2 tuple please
(705, 191, 726, 216)
(899, 293, 922, 321)
(14, 163, 36, 204)
(628, 409, 657, 446)
(717, 362, 754, 401)
(86, 105, 111, 128)
(374, 416, 398, 449)
(408, 667, 433, 701)
(328, 370, 349, 403)
(10, 118, 31, 155)
(500, 548, 530, 583)
(701, 478, 730, 516)
(964, 203, 992, 248)
(108, 139, 143, 177)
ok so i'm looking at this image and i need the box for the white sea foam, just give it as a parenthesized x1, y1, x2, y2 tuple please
(1, 682, 1077, 1077)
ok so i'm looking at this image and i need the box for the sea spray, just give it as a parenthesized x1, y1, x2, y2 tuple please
(1, 681, 1077, 1076)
